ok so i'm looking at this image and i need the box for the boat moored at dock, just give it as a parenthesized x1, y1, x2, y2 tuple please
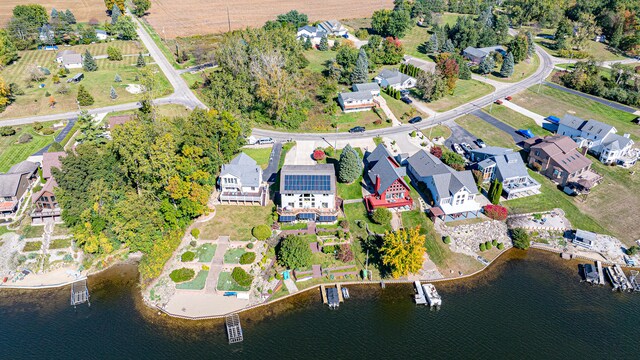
(422, 283, 442, 308)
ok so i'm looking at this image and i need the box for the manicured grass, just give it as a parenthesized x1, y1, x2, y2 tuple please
(482, 106, 550, 137)
(280, 223, 307, 230)
(485, 53, 540, 83)
(49, 239, 72, 250)
(304, 49, 337, 73)
(381, 93, 424, 122)
(455, 114, 517, 149)
(535, 37, 627, 61)
(425, 124, 452, 140)
(344, 202, 391, 238)
(223, 248, 247, 264)
(198, 205, 272, 241)
(0, 123, 62, 172)
(22, 225, 44, 239)
(22, 241, 42, 252)
(401, 25, 433, 60)
(437, 12, 465, 27)
(427, 79, 494, 112)
(195, 243, 217, 263)
(217, 271, 250, 291)
(512, 86, 639, 141)
(176, 270, 209, 290)
(242, 147, 272, 169)
(0, 226, 11, 236)
(337, 179, 364, 200)
(504, 170, 606, 235)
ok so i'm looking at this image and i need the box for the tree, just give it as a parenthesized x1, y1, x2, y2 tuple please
(350, 48, 369, 84)
(526, 31, 535, 57)
(136, 53, 146, 67)
(77, 85, 94, 106)
(430, 146, 443, 158)
(488, 179, 503, 204)
(509, 34, 529, 63)
(626, 246, 639, 256)
(13, 5, 49, 26)
(105, 0, 125, 13)
(110, 86, 118, 100)
(107, 46, 123, 61)
(303, 37, 312, 50)
(318, 35, 329, 51)
(428, 33, 439, 54)
(132, 0, 151, 17)
(252, 225, 271, 240)
(571, 13, 598, 51)
(554, 18, 572, 50)
(458, 61, 471, 80)
(441, 38, 455, 53)
(500, 52, 515, 78)
(83, 50, 98, 72)
(0, 76, 11, 112)
(484, 204, 508, 221)
(111, 4, 122, 25)
(75, 110, 104, 145)
(0, 30, 19, 66)
(276, 10, 308, 27)
(231, 267, 253, 286)
(337, 144, 362, 183)
(437, 55, 459, 92)
(440, 151, 465, 169)
(380, 227, 426, 278)
(511, 228, 530, 250)
(372, 207, 392, 224)
(65, 9, 76, 24)
(114, 73, 122, 82)
(479, 55, 495, 75)
(609, 22, 623, 50)
(114, 16, 137, 40)
(277, 235, 312, 270)
(371, 9, 412, 38)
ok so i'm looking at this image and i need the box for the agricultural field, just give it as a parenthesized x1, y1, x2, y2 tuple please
(145, 0, 394, 38)
(0, 41, 172, 120)
(0, 0, 108, 27)
(0, 122, 62, 172)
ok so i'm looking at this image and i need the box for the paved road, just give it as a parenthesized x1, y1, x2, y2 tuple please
(263, 142, 282, 183)
(471, 109, 526, 143)
(543, 81, 638, 113)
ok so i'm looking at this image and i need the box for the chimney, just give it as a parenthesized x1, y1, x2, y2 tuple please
(375, 175, 381, 194)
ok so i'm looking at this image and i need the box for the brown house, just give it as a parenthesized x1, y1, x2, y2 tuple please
(0, 161, 39, 221)
(32, 178, 60, 222)
(523, 135, 593, 186)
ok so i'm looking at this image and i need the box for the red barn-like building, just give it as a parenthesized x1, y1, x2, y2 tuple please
(364, 144, 412, 211)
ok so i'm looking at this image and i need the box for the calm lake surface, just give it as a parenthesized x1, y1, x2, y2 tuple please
(0, 250, 638, 360)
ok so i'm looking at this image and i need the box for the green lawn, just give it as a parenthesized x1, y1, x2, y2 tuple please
(175, 270, 209, 290)
(425, 124, 452, 140)
(304, 49, 336, 73)
(338, 179, 364, 200)
(427, 79, 494, 112)
(198, 205, 273, 241)
(242, 147, 272, 169)
(512, 86, 639, 141)
(401, 26, 433, 60)
(381, 93, 424, 122)
(217, 271, 250, 291)
(504, 170, 606, 234)
(482, 106, 550, 137)
(195, 243, 217, 263)
(344, 202, 391, 239)
(455, 114, 517, 149)
(535, 36, 627, 61)
(49, 239, 72, 250)
(485, 53, 540, 83)
(0, 123, 62, 172)
(223, 248, 246, 264)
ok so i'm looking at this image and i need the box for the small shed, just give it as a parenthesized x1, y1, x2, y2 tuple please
(67, 73, 84, 83)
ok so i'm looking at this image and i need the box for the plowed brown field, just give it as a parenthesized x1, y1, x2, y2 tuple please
(146, 0, 394, 38)
(1, 0, 109, 26)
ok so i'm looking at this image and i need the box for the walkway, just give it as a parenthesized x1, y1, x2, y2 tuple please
(262, 142, 282, 183)
(471, 110, 526, 143)
(374, 95, 402, 127)
(205, 236, 230, 294)
(283, 277, 299, 294)
(502, 100, 546, 126)
(544, 81, 638, 113)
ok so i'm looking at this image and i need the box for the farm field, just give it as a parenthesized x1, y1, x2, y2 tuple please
(0, 0, 108, 27)
(145, 0, 394, 38)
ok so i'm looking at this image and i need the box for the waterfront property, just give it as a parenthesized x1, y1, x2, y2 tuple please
(406, 150, 481, 222)
(363, 144, 412, 211)
(337, 90, 376, 113)
(278, 164, 339, 223)
(218, 153, 268, 206)
(32, 152, 66, 224)
(0, 160, 39, 221)
(41, 151, 66, 181)
(462, 45, 506, 64)
(469, 146, 541, 199)
(374, 69, 417, 90)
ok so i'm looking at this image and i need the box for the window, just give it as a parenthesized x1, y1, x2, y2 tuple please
(534, 150, 540, 156)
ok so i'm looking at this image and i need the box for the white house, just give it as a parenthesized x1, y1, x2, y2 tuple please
(338, 91, 376, 112)
(62, 53, 83, 69)
(470, 147, 541, 199)
(557, 114, 636, 165)
(352, 82, 381, 96)
(317, 20, 348, 36)
(374, 69, 416, 90)
(407, 150, 481, 221)
(218, 153, 267, 205)
(56, 50, 76, 63)
(278, 164, 338, 223)
(296, 25, 327, 44)
(96, 29, 108, 41)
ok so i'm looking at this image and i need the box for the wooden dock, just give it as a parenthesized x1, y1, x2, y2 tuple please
(320, 285, 327, 304)
(70, 279, 89, 307)
(336, 284, 344, 303)
(225, 313, 243, 344)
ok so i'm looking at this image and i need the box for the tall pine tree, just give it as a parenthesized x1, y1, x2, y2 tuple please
(110, 86, 118, 99)
(500, 52, 514, 78)
(350, 48, 369, 84)
(136, 53, 146, 67)
(83, 50, 98, 71)
(442, 39, 455, 53)
(318, 35, 329, 51)
(77, 85, 94, 106)
(479, 55, 495, 75)
(65, 9, 76, 24)
(111, 4, 121, 25)
(338, 144, 363, 183)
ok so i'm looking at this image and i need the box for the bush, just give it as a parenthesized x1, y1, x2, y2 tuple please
(355, 29, 369, 39)
(430, 146, 443, 158)
(190, 228, 200, 238)
(497, 243, 504, 250)
(18, 133, 33, 144)
(42, 128, 55, 135)
(492, 239, 498, 247)
(313, 149, 326, 161)
(485, 241, 492, 250)
(484, 204, 508, 221)
(324, 147, 335, 157)
(33, 122, 43, 131)
(169, 268, 195, 283)
(443, 236, 451, 244)
(189, 240, 197, 247)
(247, 242, 254, 249)
(626, 246, 639, 256)
(277, 235, 312, 269)
(252, 225, 272, 240)
(339, 220, 349, 229)
(181, 251, 195, 262)
(337, 244, 354, 262)
(322, 245, 336, 254)
(479, 243, 486, 251)
(410, 130, 417, 137)
(0, 126, 16, 136)
(231, 267, 253, 287)
(511, 228, 530, 250)
(239, 252, 256, 264)
(371, 207, 392, 224)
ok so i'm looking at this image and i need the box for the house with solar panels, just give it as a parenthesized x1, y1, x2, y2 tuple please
(278, 164, 339, 223)
(218, 153, 268, 206)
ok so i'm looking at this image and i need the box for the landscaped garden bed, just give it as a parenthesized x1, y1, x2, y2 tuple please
(175, 270, 209, 290)
(223, 248, 247, 264)
(217, 271, 251, 291)
(195, 243, 217, 262)
(22, 241, 42, 252)
(48, 239, 71, 249)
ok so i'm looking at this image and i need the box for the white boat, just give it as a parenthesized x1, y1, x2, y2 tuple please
(414, 281, 427, 305)
(422, 283, 442, 307)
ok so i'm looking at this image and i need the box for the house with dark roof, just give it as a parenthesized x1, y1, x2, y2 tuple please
(31, 152, 66, 223)
(462, 45, 506, 63)
(278, 164, 338, 223)
(0, 161, 40, 221)
(363, 144, 412, 211)
(352, 82, 380, 96)
(338, 90, 376, 112)
(557, 114, 636, 166)
(296, 25, 328, 44)
(470, 147, 541, 199)
(407, 150, 481, 221)
(374, 69, 417, 90)
(218, 153, 267, 205)
(523, 135, 600, 188)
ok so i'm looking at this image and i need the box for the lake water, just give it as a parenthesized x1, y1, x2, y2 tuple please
(0, 249, 638, 359)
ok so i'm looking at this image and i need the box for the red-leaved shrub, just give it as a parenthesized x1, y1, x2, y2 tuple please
(313, 149, 326, 161)
(337, 244, 354, 262)
(484, 204, 508, 221)
(430, 146, 443, 158)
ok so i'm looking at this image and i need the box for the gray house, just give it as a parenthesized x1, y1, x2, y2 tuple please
(352, 82, 380, 96)
(374, 69, 417, 90)
(463, 45, 506, 63)
(470, 147, 541, 199)
(218, 153, 267, 205)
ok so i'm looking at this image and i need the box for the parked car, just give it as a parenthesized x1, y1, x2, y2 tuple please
(401, 96, 413, 104)
(452, 143, 464, 155)
(408, 116, 422, 124)
(257, 137, 275, 145)
(505, 96, 512, 101)
(475, 138, 486, 148)
(516, 129, 535, 139)
(460, 142, 473, 154)
(495, 99, 503, 105)
(342, 34, 349, 39)
(349, 126, 365, 133)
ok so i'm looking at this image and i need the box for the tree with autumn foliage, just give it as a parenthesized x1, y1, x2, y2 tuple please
(436, 53, 459, 93)
(430, 146, 443, 158)
(380, 227, 426, 278)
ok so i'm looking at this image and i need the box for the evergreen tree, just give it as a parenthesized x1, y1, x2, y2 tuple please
(83, 50, 98, 72)
(500, 52, 514, 78)
(136, 53, 146, 67)
(526, 31, 535, 57)
(488, 179, 503, 204)
(442, 39, 455, 53)
(429, 33, 439, 54)
(111, 4, 122, 25)
(75, 110, 104, 145)
(303, 37, 312, 50)
(337, 144, 363, 183)
(51, 8, 58, 19)
(77, 85, 94, 106)
(459, 62, 471, 80)
(350, 48, 369, 84)
(479, 6, 494, 28)
(110, 86, 118, 99)
(114, 73, 122, 82)
(479, 55, 495, 75)
(318, 35, 329, 51)
(609, 22, 623, 49)
(65, 9, 76, 24)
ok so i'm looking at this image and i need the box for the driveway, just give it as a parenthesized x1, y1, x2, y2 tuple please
(263, 142, 282, 183)
(33, 118, 77, 155)
(544, 81, 638, 113)
(471, 110, 526, 143)
(443, 119, 477, 150)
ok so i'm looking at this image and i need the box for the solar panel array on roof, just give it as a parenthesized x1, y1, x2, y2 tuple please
(283, 175, 332, 192)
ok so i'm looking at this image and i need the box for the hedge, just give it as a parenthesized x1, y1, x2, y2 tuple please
(443, 236, 451, 244)
(191, 228, 200, 238)
(239, 252, 256, 264)
(252, 225, 272, 240)
(231, 267, 253, 287)
(169, 268, 195, 283)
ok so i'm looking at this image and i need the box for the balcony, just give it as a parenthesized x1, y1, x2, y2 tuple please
(219, 187, 267, 205)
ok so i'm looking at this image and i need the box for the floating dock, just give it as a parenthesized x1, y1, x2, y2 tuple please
(422, 283, 442, 308)
(628, 270, 640, 292)
(596, 261, 605, 286)
(225, 313, 243, 344)
(70, 279, 90, 307)
(414, 281, 427, 305)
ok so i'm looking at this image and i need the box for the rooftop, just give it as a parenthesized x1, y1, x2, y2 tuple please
(42, 151, 66, 179)
(280, 164, 336, 194)
(339, 90, 374, 102)
(407, 150, 477, 197)
(220, 153, 261, 188)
